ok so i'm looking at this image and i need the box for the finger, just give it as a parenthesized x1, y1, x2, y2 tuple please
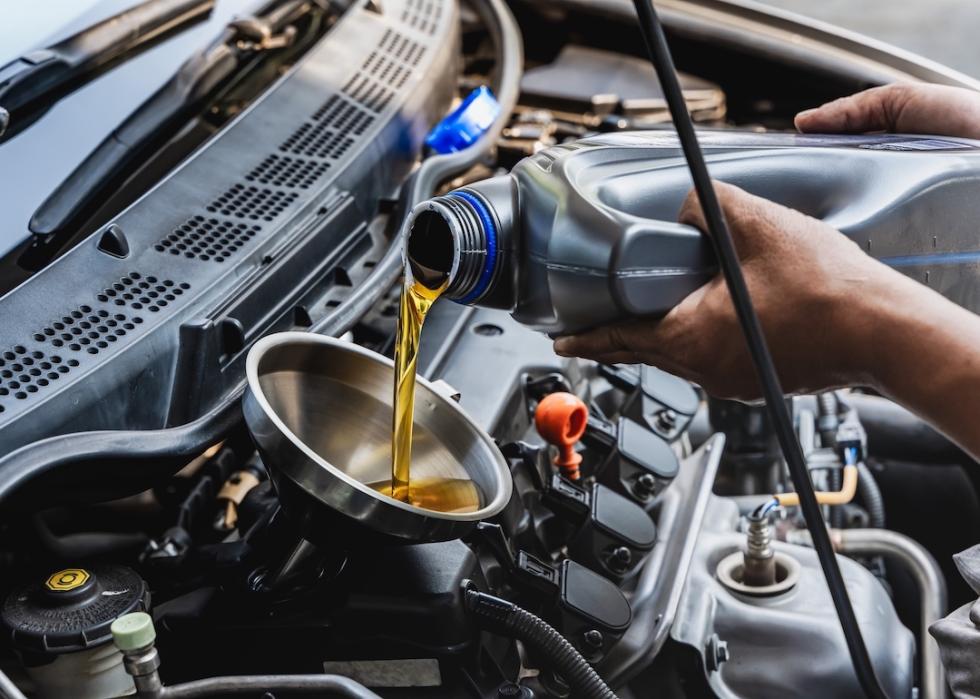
(679, 181, 763, 254)
(553, 321, 652, 359)
(577, 351, 644, 366)
(554, 342, 693, 383)
(794, 85, 910, 134)
(677, 181, 744, 231)
(677, 188, 706, 232)
(554, 318, 692, 372)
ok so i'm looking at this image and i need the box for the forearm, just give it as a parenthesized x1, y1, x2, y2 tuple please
(857, 270, 980, 460)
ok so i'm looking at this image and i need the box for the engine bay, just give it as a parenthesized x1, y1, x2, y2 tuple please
(0, 1, 977, 698)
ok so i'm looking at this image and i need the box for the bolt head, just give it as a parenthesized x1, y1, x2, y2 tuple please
(705, 633, 730, 672)
(498, 682, 523, 698)
(583, 629, 604, 649)
(633, 473, 657, 498)
(656, 409, 678, 430)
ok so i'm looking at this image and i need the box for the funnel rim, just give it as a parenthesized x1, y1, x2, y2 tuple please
(245, 332, 513, 523)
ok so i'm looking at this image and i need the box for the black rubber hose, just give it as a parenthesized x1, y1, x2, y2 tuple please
(0, 0, 524, 509)
(843, 393, 970, 464)
(0, 398, 242, 508)
(818, 392, 844, 527)
(817, 391, 840, 445)
(629, 2, 887, 698)
(856, 462, 886, 528)
(33, 515, 149, 559)
(464, 588, 617, 699)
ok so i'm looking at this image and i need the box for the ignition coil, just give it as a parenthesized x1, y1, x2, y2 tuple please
(543, 474, 657, 583)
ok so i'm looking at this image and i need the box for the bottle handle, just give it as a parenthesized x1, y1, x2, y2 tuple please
(609, 218, 716, 317)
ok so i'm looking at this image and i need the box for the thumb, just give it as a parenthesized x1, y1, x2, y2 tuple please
(795, 85, 909, 134)
(677, 180, 743, 231)
(678, 181, 756, 252)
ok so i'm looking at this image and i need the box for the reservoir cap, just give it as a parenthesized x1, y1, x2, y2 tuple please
(425, 86, 500, 154)
(1, 565, 147, 654)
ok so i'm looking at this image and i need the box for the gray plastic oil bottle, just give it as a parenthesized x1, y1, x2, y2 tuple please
(405, 130, 980, 334)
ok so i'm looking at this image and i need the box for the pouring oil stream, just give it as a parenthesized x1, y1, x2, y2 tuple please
(391, 276, 444, 500)
(378, 271, 483, 513)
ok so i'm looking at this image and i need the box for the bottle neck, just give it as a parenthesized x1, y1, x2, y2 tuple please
(406, 189, 499, 304)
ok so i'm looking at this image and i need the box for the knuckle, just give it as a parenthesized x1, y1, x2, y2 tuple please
(882, 82, 912, 100)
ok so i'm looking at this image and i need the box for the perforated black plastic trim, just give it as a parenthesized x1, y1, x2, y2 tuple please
(205, 184, 299, 222)
(280, 120, 357, 158)
(342, 74, 395, 113)
(0, 344, 77, 409)
(0, 0, 459, 452)
(362, 52, 413, 92)
(336, 29, 427, 114)
(246, 155, 331, 189)
(97, 272, 191, 313)
(50, 310, 144, 356)
(0, 265, 197, 412)
(312, 95, 374, 135)
(0, 301, 149, 410)
(379, 28, 426, 66)
(401, 0, 441, 36)
(155, 216, 260, 262)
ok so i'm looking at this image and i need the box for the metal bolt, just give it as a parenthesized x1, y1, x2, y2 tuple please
(655, 409, 677, 431)
(583, 629, 604, 650)
(633, 473, 657, 499)
(705, 633, 730, 672)
(248, 568, 269, 593)
(608, 546, 632, 573)
(498, 682, 523, 698)
(742, 513, 776, 587)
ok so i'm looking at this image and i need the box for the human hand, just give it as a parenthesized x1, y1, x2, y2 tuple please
(553, 183, 902, 400)
(795, 83, 980, 139)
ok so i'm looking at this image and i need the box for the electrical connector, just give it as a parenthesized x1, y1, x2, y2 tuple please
(835, 422, 867, 462)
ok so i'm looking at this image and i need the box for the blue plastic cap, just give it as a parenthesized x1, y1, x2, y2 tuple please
(425, 86, 501, 154)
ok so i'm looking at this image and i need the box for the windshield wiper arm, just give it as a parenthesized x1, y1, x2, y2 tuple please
(0, 0, 215, 142)
(23, 0, 328, 266)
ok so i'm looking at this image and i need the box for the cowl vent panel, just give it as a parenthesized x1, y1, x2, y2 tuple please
(0, 0, 458, 456)
(155, 217, 261, 263)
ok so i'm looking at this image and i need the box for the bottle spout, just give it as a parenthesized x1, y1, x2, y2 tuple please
(406, 207, 454, 290)
(405, 177, 515, 307)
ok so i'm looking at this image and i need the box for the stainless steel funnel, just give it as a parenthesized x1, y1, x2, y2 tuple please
(243, 332, 512, 544)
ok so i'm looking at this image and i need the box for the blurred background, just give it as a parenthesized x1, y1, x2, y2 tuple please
(3, 0, 980, 76)
(761, 0, 980, 77)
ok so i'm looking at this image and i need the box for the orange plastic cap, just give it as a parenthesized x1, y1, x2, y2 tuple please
(534, 392, 588, 480)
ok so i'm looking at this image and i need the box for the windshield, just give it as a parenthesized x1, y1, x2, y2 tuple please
(0, 0, 254, 264)
(1, 1, 145, 65)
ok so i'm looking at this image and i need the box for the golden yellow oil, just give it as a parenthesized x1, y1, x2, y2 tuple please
(368, 476, 482, 513)
(389, 276, 481, 513)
